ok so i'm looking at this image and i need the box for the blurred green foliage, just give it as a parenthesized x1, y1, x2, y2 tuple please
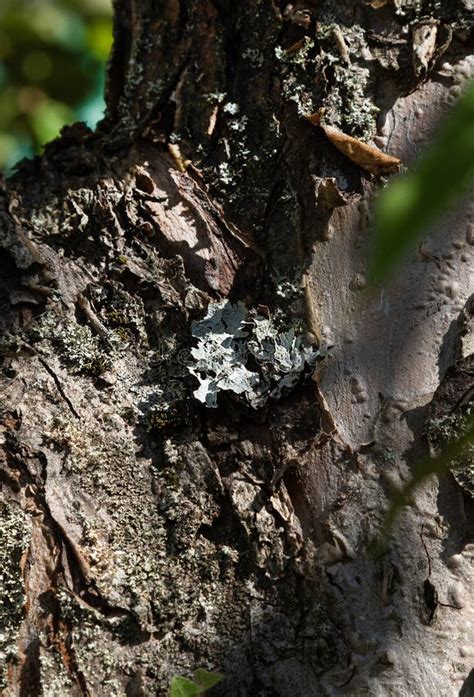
(371, 83, 474, 543)
(0, 0, 112, 173)
(371, 79, 474, 281)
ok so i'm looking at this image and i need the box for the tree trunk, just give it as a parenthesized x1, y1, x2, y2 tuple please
(1, 2, 473, 695)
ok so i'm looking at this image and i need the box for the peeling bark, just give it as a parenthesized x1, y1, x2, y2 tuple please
(0, 1, 473, 695)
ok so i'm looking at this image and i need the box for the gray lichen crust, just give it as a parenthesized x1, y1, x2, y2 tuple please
(189, 301, 319, 408)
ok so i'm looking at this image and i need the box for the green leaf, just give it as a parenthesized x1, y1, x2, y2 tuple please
(371, 79, 474, 281)
(169, 677, 199, 697)
(194, 669, 224, 692)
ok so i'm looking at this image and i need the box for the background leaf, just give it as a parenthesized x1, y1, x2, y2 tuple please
(170, 677, 199, 697)
(0, 0, 112, 173)
(194, 668, 224, 691)
(371, 80, 474, 281)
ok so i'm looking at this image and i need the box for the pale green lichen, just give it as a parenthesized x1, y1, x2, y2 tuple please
(0, 502, 31, 688)
(40, 649, 75, 697)
(275, 38, 315, 68)
(274, 24, 379, 138)
(8, 283, 148, 378)
(315, 23, 379, 140)
(45, 416, 111, 476)
(10, 309, 114, 378)
(54, 322, 113, 376)
(55, 589, 131, 696)
(189, 301, 319, 408)
(394, 0, 425, 15)
(275, 40, 317, 115)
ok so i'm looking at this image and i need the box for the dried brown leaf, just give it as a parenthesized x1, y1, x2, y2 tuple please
(306, 112, 401, 176)
(207, 105, 218, 136)
(363, 0, 390, 7)
(168, 143, 190, 172)
(285, 38, 307, 54)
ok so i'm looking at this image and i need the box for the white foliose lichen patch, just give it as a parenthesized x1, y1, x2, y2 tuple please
(189, 301, 319, 408)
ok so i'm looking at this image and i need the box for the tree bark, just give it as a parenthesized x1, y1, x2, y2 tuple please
(1, 1, 473, 695)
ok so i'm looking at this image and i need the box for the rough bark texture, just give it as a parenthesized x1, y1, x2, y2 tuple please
(1, 1, 474, 695)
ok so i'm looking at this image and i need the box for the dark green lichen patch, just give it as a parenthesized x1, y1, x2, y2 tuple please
(427, 353, 474, 497)
(91, 283, 148, 346)
(427, 408, 474, 496)
(141, 387, 191, 435)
